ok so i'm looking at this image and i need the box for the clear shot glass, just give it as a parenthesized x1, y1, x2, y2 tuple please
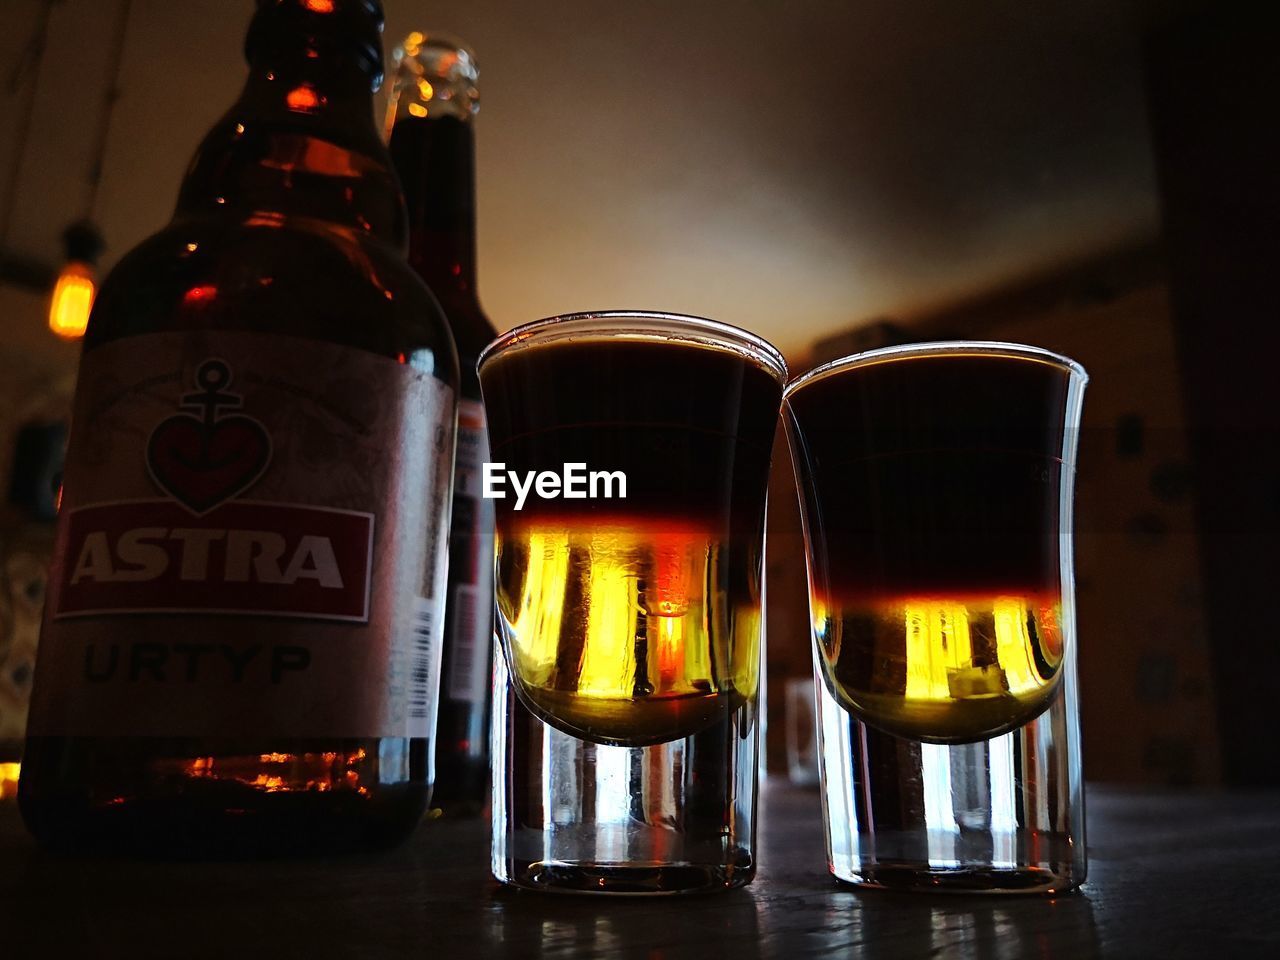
(479, 311, 787, 894)
(783, 341, 1088, 893)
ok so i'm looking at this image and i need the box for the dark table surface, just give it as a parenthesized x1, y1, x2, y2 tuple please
(1, 782, 1278, 959)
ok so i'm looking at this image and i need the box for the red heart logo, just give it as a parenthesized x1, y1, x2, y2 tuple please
(147, 413, 271, 514)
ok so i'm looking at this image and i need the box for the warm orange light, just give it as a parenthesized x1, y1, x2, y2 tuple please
(261, 136, 370, 178)
(243, 213, 285, 228)
(48, 260, 95, 339)
(176, 748, 370, 794)
(0, 762, 19, 800)
(286, 84, 322, 112)
(182, 284, 218, 305)
(304, 0, 335, 12)
(407, 102, 428, 118)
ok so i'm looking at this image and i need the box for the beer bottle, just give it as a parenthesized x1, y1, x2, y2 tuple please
(387, 34, 496, 815)
(19, 0, 459, 855)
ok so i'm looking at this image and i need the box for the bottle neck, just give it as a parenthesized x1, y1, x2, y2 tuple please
(389, 114, 479, 306)
(174, 55, 407, 247)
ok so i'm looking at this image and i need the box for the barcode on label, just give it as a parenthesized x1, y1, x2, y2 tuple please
(447, 586, 487, 702)
(409, 598, 443, 740)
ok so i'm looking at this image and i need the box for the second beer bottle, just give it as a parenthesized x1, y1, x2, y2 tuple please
(19, 0, 459, 855)
(387, 34, 497, 815)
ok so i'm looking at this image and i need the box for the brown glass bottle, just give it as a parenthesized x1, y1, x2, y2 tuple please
(19, 0, 459, 856)
(387, 35, 496, 814)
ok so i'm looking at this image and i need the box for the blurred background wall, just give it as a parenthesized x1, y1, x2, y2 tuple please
(2, 0, 1275, 784)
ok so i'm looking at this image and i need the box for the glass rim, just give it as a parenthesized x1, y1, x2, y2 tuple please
(477, 310, 789, 383)
(783, 339, 1087, 399)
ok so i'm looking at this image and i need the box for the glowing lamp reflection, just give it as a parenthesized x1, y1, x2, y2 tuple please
(48, 261, 95, 339)
(286, 84, 322, 112)
(183, 284, 218, 306)
(0, 762, 20, 800)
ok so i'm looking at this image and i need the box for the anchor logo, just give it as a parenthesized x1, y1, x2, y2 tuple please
(145, 359, 272, 515)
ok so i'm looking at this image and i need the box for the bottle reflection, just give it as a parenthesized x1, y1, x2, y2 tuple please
(772, 891, 1101, 960)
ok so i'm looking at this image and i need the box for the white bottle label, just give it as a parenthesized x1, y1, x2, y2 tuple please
(29, 331, 455, 740)
(445, 398, 495, 705)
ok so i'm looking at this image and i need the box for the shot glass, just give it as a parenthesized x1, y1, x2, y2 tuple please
(783, 341, 1088, 893)
(479, 311, 786, 894)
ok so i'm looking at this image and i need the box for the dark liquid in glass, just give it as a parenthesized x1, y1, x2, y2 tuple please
(785, 351, 1077, 743)
(481, 338, 782, 746)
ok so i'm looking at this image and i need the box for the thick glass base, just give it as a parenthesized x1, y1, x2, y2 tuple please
(837, 863, 1078, 895)
(491, 651, 759, 896)
(816, 653, 1086, 896)
(502, 856, 754, 895)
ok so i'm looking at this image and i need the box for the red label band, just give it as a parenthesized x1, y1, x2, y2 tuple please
(54, 499, 374, 622)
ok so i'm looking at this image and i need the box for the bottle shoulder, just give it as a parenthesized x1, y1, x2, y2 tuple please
(428, 295, 493, 399)
(85, 216, 459, 391)
(433, 294, 495, 358)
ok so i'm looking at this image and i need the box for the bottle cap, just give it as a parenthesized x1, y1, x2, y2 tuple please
(386, 32, 480, 126)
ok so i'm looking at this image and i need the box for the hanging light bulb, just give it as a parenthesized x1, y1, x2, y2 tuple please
(48, 219, 104, 340)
